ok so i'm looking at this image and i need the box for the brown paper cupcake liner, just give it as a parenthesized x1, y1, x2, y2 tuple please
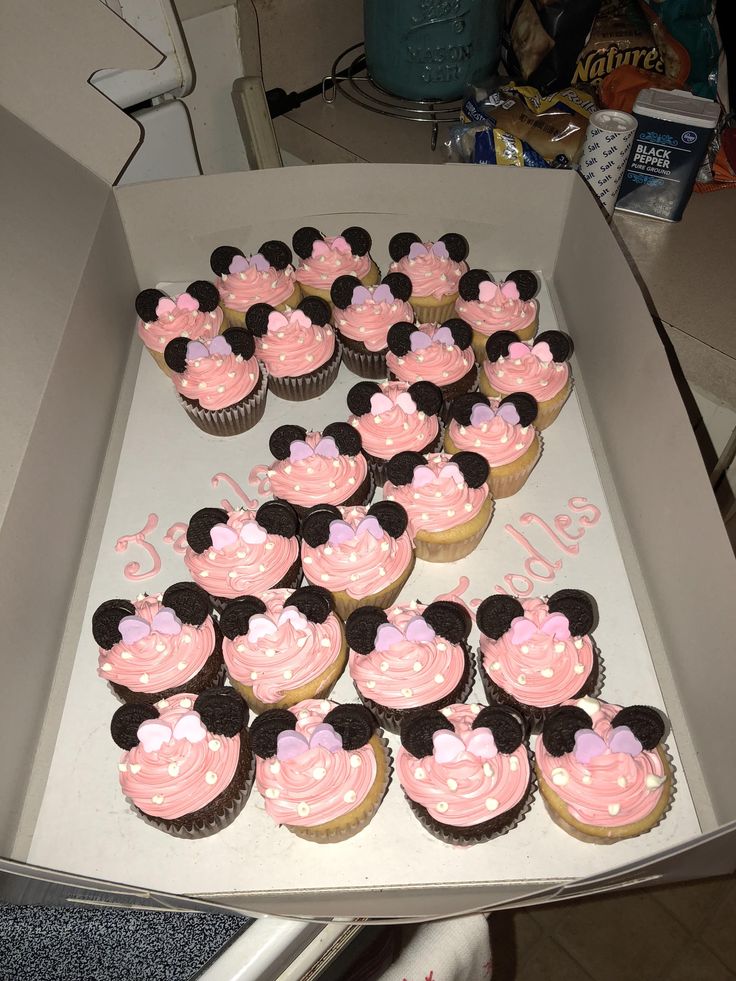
(267, 340, 342, 402)
(338, 335, 389, 380)
(365, 421, 444, 487)
(178, 366, 268, 437)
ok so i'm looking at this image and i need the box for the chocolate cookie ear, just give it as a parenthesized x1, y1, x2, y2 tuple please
(111, 703, 159, 750)
(388, 232, 421, 262)
(422, 601, 471, 644)
(284, 585, 334, 623)
(499, 392, 538, 427)
(541, 706, 593, 756)
(367, 500, 408, 539)
(407, 381, 443, 417)
(386, 322, 417, 357)
(610, 706, 665, 750)
(298, 295, 331, 327)
(301, 503, 342, 548)
(535, 330, 572, 362)
(347, 381, 382, 416)
(163, 337, 190, 374)
(441, 318, 472, 349)
(194, 687, 248, 737)
(210, 245, 244, 277)
(161, 582, 211, 626)
(400, 710, 454, 758)
(269, 424, 308, 460)
(381, 272, 413, 302)
(222, 327, 255, 360)
(458, 269, 493, 302)
(292, 226, 324, 260)
(451, 451, 489, 488)
(485, 330, 520, 362)
(322, 421, 362, 456)
(92, 598, 137, 649)
(330, 275, 363, 309)
(505, 269, 539, 301)
(244, 302, 275, 337)
(438, 232, 469, 263)
(219, 596, 268, 639)
(258, 239, 293, 271)
(341, 226, 372, 256)
(186, 507, 230, 554)
(448, 393, 490, 426)
(323, 703, 376, 749)
(476, 594, 524, 640)
(250, 708, 297, 758)
(345, 606, 389, 654)
(546, 589, 596, 636)
(472, 706, 525, 753)
(256, 500, 299, 539)
(385, 450, 427, 487)
(135, 288, 166, 323)
(186, 280, 220, 313)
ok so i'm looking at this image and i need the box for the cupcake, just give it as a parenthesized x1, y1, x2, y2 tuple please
(444, 392, 542, 499)
(164, 328, 267, 437)
(292, 226, 380, 303)
(93, 582, 223, 705)
(480, 330, 572, 431)
(476, 590, 600, 732)
(251, 699, 390, 842)
(111, 687, 253, 838)
(383, 450, 492, 562)
(219, 586, 347, 714)
(244, 297, 340, 401)
(398, 703, 533, 844)
(386, 320, 478, 418)
(387, 232, 469, 323)
(183, 501, 301, 611)
(456, 269, 540, 360)
(535, 697, 673, 843)
(347, 379, 444, 484)
(300, 501, 415, 619)
(258, 422, 373, 519)
(209, 242, 301, 327)
(330, 272, 414, 378)
(345, 596, 473, 732)
(135, 281, 224, 376)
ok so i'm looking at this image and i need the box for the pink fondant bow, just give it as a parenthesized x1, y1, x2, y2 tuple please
(507, 340, 553, 364)
(573, 725, 643, 764)
(408, 241, 449, 260)
(478, 280, 520, 304)
(156, 293, 199, 318)
(276, 723, 343, 760)
(186, 335, 232, 361)
(509, 612, 570, 645)
(229, 253, 270, 274)
(411, 462, 463, 488)
(288, 436, 340, 464)
(209, 518, 268, 551)
(432, 726, 498, 763)
(245, 606, 308, 642)
(373, 616, 436, 652)
(369, 391, 417, 416)
(469, 401, 520, 427)
(136, 711, 207, 753)
(328, 515, 383, 546)
(267, 309, 311, 333)
(312, 236, 351, 257)
(118, 608, 182, 644)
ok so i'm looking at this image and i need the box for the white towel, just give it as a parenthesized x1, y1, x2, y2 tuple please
(376, 915, 493, 981)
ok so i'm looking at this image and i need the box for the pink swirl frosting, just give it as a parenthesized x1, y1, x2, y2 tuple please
(349, 381, 440, 460)
(386, 324, 474, 386)
(222, 589, 343, 702)
(295, 237, 372, 288)
(335, 296, 414, 352)
(397, 703, 530, 827)
(216, 262, 297, 312)
(267, 431, 369, 508)
(255, 699, 378, 826)
(119, 693, 241, 820)
(447, 403, 536, 466)
(349, 601, 466, 708)
(480, 597, 594, 707)
(483, 343, 569, 400)
(383, 452, 489, 534)
(184, 508, 298, 600)
(137, 306, 224, 355)
(171, 340, 260, 410)
(535, 698, 668, 827)
(456, 286, 537, 338)
(255, 309, 335, 377)
(302, 505, 414, 600)
(389, 246, 467, 299)
(98, 595, 216, 693)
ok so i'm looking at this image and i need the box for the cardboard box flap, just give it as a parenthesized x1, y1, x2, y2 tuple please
(1, 0, 160, 185)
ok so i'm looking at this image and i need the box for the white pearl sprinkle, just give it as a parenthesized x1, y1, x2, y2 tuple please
(168, 762, 180, 777)
(413, 661, 422, 672)
(180, 698, 192, 709)
(551, 767, 569, 786)
(366, 680, 376, 689)
(414, 767, 426, 779)
(574, 664, 585, 674)
(517, 674, 526, 685)
(313, 767, 326, 780)
(401, 688, 413, 698)
(350, 754, 362, 768)
(177, 661, 187, 672)
(182, 635, 192, 645)
(617, 776, 627, 788)
(269, 761, 280, 774)
(139, 673, 149, 684)
(574, 639, 584, 650)
(209, 739, 221, 751)
(541, 668, 554, 678)
(554, 642, 566, 653)
(297, 802, 310, 817)
(101, 663, 112, 672)
(608, 803, 620, 816)
(434, 674, 444, 684)
(283, 669, 293, 680)
(118, 763, 127, 772)
(120, 651, 133, 660)
(205, 771, 218, 785)
(155, 642, 166, 653)
(344, 790, 357, 803)
(485, 798, 499, 812)
(265, 787, 279, 798)
(436, 801, 449, 813)
(483, 762, 494, 777)
(582, 774, 592, 785)
(152, 795, 165, 805)
(520, 645, 529, 654)
(509, 756, 519, 772)
(646, 774, 666, 789)
(129, 763, 141, 774)
(447, 778, 458, 791)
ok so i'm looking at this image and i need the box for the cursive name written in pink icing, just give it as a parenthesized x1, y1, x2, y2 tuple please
(211, 471, 259, 512)
(115, 514, 162, 581)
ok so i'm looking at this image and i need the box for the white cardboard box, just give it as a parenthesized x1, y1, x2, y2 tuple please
(1, 0, 735, 922)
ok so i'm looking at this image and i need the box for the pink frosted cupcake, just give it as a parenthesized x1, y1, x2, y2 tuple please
(347, 379, 444, 483)
(480, 330, 573, 430)
(300, 501, 415, 619)
(456, 269, 540, 360)
(445, 392, 542, 499)
(292, 226, 380, 303)
(183, 500, 301, 610)
(330, 272, 414, 378)
(135, 281, 224, 376)
(164, 328, 267, 436)
(244, 297, 340, 401)
(209, 242, 301, 327)
(345, 596, 473, 732)
(398, 702, 533, 843)
(388, 232, 469, 323)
